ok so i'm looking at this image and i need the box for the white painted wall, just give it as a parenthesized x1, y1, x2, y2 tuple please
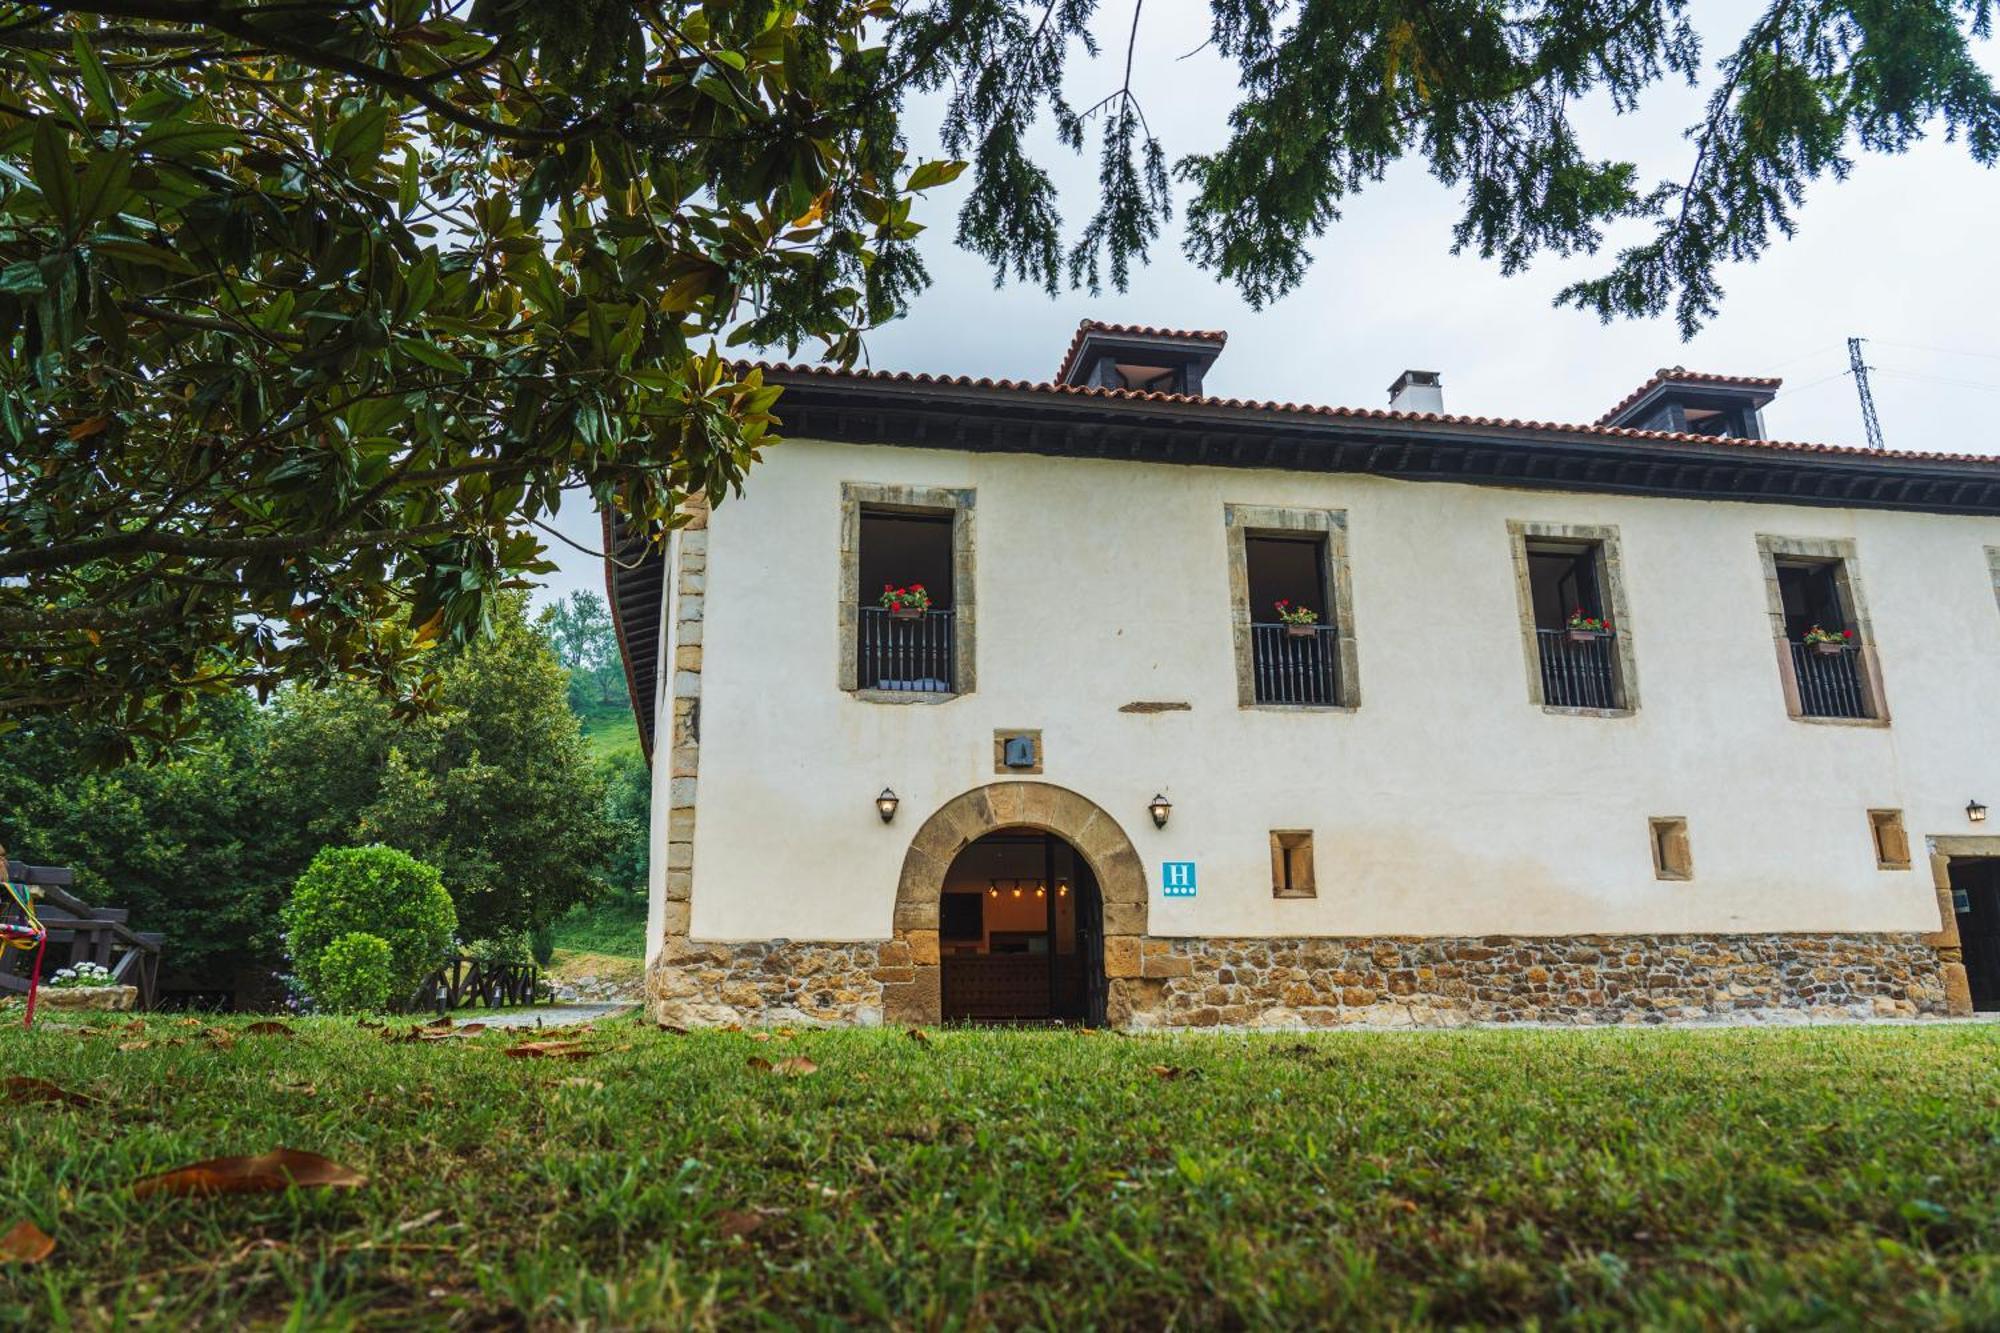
(671, 438, 2000, 943)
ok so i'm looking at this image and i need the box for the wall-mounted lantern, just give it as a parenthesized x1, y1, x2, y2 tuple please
(1149, 794, 1172, 829)
(1969, 799, 1988, 824)
(876, 788, 900, 823)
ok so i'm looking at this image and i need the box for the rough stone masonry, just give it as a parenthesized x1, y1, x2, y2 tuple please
(646, 930, 1948, 1029)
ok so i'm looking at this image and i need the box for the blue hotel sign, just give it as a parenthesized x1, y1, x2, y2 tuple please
(1161, 861, 1197, 898)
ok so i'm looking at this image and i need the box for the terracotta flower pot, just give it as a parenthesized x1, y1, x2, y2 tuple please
(888, 605, 925, 621)
(1812, 639, 1848, 656)
(1284, 623, 1318, 638)
(1565, 628, 1610, 645)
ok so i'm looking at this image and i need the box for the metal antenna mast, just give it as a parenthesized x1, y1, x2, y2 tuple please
(1847, 336, 1886, 450)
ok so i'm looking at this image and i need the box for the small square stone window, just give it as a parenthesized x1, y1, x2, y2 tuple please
(1270, 830, 1316, 899)
(1650, 817, 1693, 881)
(1869, 809, 1912, 870)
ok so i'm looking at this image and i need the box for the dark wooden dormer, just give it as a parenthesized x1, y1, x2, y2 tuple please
(1055, 321, 1227, 395)
(1599, 367, 1781, 439)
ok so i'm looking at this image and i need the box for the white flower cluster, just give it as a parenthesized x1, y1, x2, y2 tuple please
(48, 961, 114, 989)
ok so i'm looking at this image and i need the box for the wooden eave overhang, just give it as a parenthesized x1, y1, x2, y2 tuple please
(602, 506, 665, 759)
(761, 370, 2000, 516)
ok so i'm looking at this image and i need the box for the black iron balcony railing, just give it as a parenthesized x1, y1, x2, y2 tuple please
(1790, 641, 1870, 718)
(1251, 623, 1342, 705)
(858, 605, 956, 693)
(1535, 629, 1620, 710)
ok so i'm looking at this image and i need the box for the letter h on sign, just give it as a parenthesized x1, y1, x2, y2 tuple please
(1161, 861, 1197, 898)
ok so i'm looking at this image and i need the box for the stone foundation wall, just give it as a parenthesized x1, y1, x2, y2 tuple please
(649, 931, 1949, 1028)
(649, 936, 893, 1028)
(1115, 933, 1949, 1028)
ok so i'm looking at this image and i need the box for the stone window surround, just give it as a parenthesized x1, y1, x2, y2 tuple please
(838, 482, 976, 703)
(1754, 534, 1889, 726)
(1269, 829, 1316, 899)
(993, 729, 1043, 774)
(1650, 816, 1693, 881)
(1507, 519, 1640, 718)
(1224, 503, 1360, 711)
(1870, 809, 1912, 871)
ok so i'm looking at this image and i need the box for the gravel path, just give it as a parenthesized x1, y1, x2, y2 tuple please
(468, 1003, 634, 1030)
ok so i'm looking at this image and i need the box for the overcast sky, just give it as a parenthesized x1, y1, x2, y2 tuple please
(535, 1, 2000, 608)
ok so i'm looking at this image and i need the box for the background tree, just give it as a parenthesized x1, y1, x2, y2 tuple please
(540, 590, 625, 710)
(0, 693, 292, 987)
(5, 3, 1995, 742)
(266, 592, 619, 942)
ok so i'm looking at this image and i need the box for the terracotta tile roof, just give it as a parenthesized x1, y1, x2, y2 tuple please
(1597, 367, 1785, 426)
(1054, 320, 1228, 383)
(747, 360, 1998, 466)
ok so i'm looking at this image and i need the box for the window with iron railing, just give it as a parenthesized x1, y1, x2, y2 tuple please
(1522, 537, 1627, 711)
(1245, 533, 1343, 706)
(855, 507, 957, 694)
(1774, 558, 1872, 719)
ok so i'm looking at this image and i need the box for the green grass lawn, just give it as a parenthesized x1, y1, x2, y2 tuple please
(5, 1018, 2000, 1329)
(549, 893, 647, 959)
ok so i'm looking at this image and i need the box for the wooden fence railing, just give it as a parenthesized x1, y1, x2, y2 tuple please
(413, 956, 540, 1014)
(0, 863, 164, 1011)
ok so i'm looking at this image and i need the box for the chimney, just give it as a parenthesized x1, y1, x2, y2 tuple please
(1387, 369, 1444, 415)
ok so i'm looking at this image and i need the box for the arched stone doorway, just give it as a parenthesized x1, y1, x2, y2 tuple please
(938, 829, 1102, 1024)
(884, 783, 1148, 1026)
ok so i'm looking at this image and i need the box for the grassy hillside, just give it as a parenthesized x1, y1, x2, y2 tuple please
(572, 692, 641, 765)
(562, 687, 647, 958)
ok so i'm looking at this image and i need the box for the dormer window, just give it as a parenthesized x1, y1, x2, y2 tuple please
(1598, 368, 1780, 439)
(1055, 320, 1225, 394)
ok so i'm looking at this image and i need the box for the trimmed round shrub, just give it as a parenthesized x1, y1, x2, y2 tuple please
(313, 932, 395, 1013)
(285, 845, 456, 1010)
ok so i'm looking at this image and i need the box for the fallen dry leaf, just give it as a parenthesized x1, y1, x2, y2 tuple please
(905, 1028, 930, 1044)
(560, 1077, 604, 1091)
(117, 1039, 152, 1052)
(3, 1076, 100, 1108)
(659, 1023, 690, 1036)
(745, 1055, 772, 1072)
(504, 1040, 590, 1061)
(243, 1021, 294, 1037)
(0, 1220, 54, 1265)
(716, 1209, 765, 1239)
(771, 1056, 818, 1077)
(172, 1017, 204, 1029)
(133, 1148, 366, 1199)
(1149, 1065, 1194, 1080)
(456, 1023, 487, 1035)
(748, 1031, 774, 1043)
(425, 1015, 453, 1029)
(382, 1025, 466, 1044)
(775, 1027, 798, 1038)
(271, 1080, 317, 1097)
(203, 1027, 237, 1050)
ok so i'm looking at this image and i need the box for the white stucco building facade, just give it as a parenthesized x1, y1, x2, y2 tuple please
(609, 322, 2000, 1028)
